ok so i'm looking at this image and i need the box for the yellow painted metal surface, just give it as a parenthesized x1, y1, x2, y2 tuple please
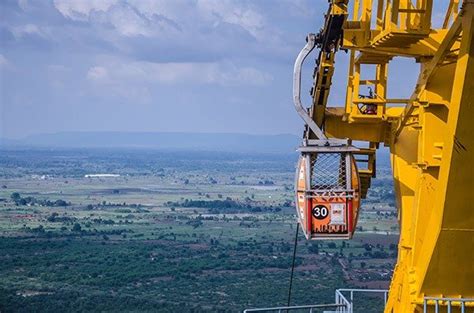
(308, 1, 474, 311)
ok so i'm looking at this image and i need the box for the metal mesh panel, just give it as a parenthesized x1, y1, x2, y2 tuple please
(310, 153, 348, 190)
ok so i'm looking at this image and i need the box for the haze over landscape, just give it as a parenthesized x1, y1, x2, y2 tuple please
(1, 131, 300, 152)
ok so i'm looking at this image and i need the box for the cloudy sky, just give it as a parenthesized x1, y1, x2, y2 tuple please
(1, 0, 450, 139)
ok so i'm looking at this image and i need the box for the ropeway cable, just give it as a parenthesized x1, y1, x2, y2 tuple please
(287, 222, 299, 308)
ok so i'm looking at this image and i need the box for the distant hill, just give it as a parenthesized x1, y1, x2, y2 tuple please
(0, 132, 301, 153)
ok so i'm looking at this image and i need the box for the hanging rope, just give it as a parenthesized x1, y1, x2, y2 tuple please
(287, 222, 299, 308)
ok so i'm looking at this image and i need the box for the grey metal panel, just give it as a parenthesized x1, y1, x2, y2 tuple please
(345, 153, 352, 190)
(306, 139, 349, 146)
(299, 146, 359, 153)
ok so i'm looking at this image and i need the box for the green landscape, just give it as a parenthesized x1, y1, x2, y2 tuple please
(0, 148, 398, 312)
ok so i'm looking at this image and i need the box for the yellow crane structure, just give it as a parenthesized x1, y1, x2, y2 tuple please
(291, 0, 473, 312)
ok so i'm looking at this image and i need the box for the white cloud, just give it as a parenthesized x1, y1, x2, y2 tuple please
(0, 54, 11, 69)
(196, 0, 265, 39)
(84, 59, 271, 105)
(86, 64, 151, 103)
(107, 5, 152, 37)
(54, 0, 181, 38)
(87, 66, 109, 82)
(53, 0, 270, 41)
(11, 24, 46, 39)
(53, 0, 118, 21)
(89, 60, 272, 87)
(48, 65, 70, 73)
(17, 0, 29, 11)
(0, 55, 7, 67)
(219, 65, 273, 86)
(126, 0, 190, 21)
(279, 0, 316, 18)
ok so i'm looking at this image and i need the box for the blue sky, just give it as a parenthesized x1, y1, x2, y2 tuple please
(1, 0, 449, 139)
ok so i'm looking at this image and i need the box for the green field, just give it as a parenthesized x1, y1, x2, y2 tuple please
(0, 149, 398, 312)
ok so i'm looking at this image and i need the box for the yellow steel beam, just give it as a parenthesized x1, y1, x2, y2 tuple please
(311, 51, 336, 128)
(416, 0, 474, 298)
(443, 0, 460, 28)
(324, 107, 390, 142)
(394, 17, 462, 139)
(302, 2, 473, 310)
(384, 3, 474, 312)
(342, 28, 452, 57)
(314, 1, 473, 311)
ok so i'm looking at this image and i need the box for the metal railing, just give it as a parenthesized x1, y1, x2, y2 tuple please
(243, 288, 388, 313)
(338, 288, 389, 312)
(423, 297, 474, 313)
(244, 289, 474, 313)
(335, 289, 351, 313)
(243, 303, 345, 313)
(335, 288, 388, 313)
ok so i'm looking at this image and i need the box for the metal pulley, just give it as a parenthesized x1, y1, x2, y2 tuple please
(293, 34, 361, 240)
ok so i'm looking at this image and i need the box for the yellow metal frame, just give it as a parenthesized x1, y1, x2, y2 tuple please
(309, 1, 474, 312)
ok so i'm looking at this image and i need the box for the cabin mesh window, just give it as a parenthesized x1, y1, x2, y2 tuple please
(310, 153, 348, 190)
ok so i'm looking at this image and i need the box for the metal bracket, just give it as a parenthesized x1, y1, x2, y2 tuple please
(293, 33, 327, 140)
(298, 139, 359, 153)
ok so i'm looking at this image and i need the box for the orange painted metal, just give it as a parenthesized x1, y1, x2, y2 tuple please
(295, 153, 361, 240)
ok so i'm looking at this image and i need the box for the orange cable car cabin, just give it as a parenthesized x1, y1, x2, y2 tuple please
(295, 147, 361, 240)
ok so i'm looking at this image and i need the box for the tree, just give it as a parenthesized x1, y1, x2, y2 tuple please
(10, 192, 21, 202)
(33, 225, 45, 233)
(72, 223, 82, 232)
(327, 242, 337, 249)
(364, 243, 373, 252)
(47, 212, 59, 222)
(54, 199, 68, 207)
(308, 243, 319, 254)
